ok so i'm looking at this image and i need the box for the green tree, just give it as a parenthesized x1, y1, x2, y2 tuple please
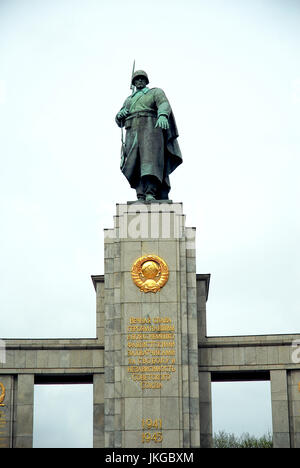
(213, 430, 273, 448)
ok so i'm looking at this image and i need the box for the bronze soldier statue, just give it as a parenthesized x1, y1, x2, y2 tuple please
(115, 70, 182, 201)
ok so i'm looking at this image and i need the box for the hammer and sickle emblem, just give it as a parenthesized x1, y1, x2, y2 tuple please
(131, 255, 169, 293)
(0, 382, 5, 407)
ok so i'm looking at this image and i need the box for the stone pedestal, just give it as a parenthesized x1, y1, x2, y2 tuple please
(288, 370, 300, 448)
(103, 202, 200, 448)
(271, 369, 300, 448)
(0, 374, 34, 448)
(0, 375, 14, 448)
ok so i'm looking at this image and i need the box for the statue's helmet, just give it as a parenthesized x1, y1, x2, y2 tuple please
(131, 70, 149, 85)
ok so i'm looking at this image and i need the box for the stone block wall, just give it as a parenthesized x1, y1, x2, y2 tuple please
(103, 202, 200, 448)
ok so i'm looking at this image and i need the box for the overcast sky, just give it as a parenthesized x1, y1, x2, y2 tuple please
(1, 0, 299, 447)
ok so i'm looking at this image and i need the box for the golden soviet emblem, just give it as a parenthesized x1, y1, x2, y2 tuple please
(0, 382, 5, 407)
(131, 255, 169, 293)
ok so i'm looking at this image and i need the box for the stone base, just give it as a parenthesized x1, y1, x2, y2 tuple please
(104, 202, 199, 448)
(126, 200, 174, 205)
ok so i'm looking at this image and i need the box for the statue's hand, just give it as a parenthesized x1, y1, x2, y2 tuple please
(155, 115, 169, 130)
(117, 109, 129, 119)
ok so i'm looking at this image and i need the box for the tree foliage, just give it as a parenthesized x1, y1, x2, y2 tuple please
(213, 430, 273, 448)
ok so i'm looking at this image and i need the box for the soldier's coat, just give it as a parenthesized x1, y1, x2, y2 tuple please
(116, 87, 182, 199)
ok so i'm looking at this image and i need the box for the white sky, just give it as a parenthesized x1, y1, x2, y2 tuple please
(33, 384, 93, 448)
(1, 0, 299, 446)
